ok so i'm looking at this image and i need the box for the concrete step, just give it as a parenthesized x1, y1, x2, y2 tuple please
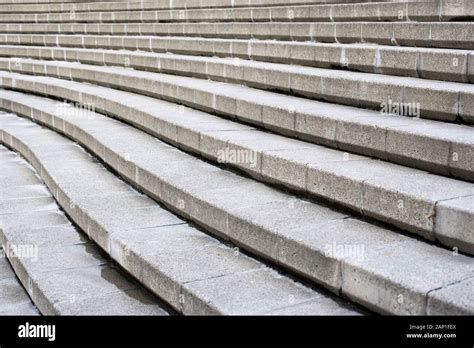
(0, 247, 39, 315)
(1, 90, 473, 315)
(1, 36, 472, 83)
(1, 1, 472, 23)
(2, 49, 473, 124)
(1, 60, 473, 182)
(0, 21, 471, 49)
(1, 73, 473, 253)
(0, 111, 359, 315)
(0, 0, 424, 14)
(0, 146, 172, 315)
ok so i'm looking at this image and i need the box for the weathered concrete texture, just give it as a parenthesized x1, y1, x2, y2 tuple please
(2, 34, 471, 83)
(1, 93, 473, 315)
(1, 80, 473, 254)
(1, 59, 473, 182)
(0, 21, 471, 49)
(0, 252, 39, 315)
(427, 276, 474, 315)
(1, 49, 474, 123)
(0, 1, 471, 24)
(0, 0, 473, 317)
(0, 145, 169, 315)
(0, 0, 410, 13)
(435, 195, 474, 255)
(0, 113, 358, 315)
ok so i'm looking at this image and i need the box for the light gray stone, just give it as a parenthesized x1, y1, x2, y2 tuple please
(54, 288, 169, 315)
(0, 279, 36, 312)
(430, 22, 474, 50)
(435, 195, 474, 254)
(183, 268, 343, 315)
(427, 277, 474, 315)
(420, 50, 469, 83)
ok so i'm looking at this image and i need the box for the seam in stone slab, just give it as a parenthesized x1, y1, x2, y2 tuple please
(181, 266, 264, 286)
(468, 53, 474, 84)
(426, 273, 474, 297)
(435, 192, 474, 205)
(129, 221, 186, 232)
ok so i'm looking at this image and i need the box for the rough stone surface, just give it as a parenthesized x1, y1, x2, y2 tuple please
(0, 0, 473, 317)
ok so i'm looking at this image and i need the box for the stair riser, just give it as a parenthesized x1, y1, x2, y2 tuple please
(2, 55, 472, 127)
(2, 1, 472, 23)
(1, 35, 473, 84)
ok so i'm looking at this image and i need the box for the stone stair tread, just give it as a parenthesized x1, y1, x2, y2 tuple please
(0, 21, 471, 50)
(0, 252, 39, 315)
(0, 113, 358, 315)
(1, 92, 472, 314)
(0, 145, 171, 315)
(1, 1, 472, 23)
(1, 0, 472, 317)
(1, 59, 473, 181)
(2, 34, 471, 82)
(1, 72, 473, 251)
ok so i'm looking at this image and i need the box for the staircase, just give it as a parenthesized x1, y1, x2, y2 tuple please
(0, 0, 472, 315)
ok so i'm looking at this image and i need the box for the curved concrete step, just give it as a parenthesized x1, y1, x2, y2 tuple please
(0, 111, 359, 316)
(2, 48, 473, 124)
(0, 21, 471, 50)
(1, 90, 473, 315)
(0, 248, 38, 315)
(1, 1, 471, 23)
(1, 148, 40, 316)
(0, 0, 423, 14)
(1, 73, 473, 252)
(1, 36, 472, 83)
(1, 61, 473, 183)
(0, 145, 171, 315)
